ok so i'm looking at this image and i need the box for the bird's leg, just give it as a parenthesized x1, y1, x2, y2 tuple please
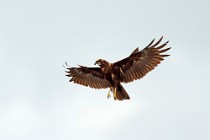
(107, 89, 111, 99)
(113, 88, 117, 100)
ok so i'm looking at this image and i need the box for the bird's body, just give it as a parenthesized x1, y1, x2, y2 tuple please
(94, 60, 130, 100)
(66, 37, 170, 100)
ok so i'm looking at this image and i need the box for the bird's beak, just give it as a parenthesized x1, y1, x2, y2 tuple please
(94, 60, 101, 65)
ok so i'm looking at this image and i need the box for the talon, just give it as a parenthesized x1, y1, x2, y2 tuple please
(107, 90, 111, 99)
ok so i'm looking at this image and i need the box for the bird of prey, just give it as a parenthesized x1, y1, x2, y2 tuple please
(66, 37, 170, 100)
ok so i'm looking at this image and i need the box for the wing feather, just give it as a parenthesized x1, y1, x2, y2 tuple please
(66, 66, 110, 89)
(113, 36, 171, 83)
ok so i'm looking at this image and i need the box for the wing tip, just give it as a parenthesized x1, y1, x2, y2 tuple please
(131, 47, 140, 55)
(161, 54, 170, 57)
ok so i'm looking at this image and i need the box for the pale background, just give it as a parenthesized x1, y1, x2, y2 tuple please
(0, 0, 210, 140)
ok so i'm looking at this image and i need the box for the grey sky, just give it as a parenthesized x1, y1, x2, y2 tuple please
(0, 0, 210, 140)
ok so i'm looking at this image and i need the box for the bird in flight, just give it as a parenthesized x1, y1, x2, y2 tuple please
(66, 36, 170, 100)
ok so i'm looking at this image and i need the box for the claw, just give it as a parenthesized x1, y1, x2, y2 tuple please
(107, 90, 111, 99)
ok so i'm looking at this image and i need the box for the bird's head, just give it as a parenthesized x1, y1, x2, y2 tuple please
(94, 59, 103, 66)
(94, 59, 109, 67)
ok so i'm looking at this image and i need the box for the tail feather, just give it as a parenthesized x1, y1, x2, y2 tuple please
(115, 84, 130, 100)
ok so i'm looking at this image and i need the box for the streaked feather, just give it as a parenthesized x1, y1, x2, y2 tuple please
(66, 66, 110, 89)
(113, 37, 171, 83)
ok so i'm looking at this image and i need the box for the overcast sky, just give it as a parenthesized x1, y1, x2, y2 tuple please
(0, 0, 210, 140)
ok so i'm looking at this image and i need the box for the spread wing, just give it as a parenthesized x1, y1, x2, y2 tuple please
(113, 36, 171, 83)
(66, 65, 110, 89)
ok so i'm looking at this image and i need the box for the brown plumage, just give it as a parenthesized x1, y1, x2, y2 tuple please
(66, 36, 171, 100)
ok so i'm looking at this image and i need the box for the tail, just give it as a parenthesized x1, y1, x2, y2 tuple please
(114, 84, 130, 100)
